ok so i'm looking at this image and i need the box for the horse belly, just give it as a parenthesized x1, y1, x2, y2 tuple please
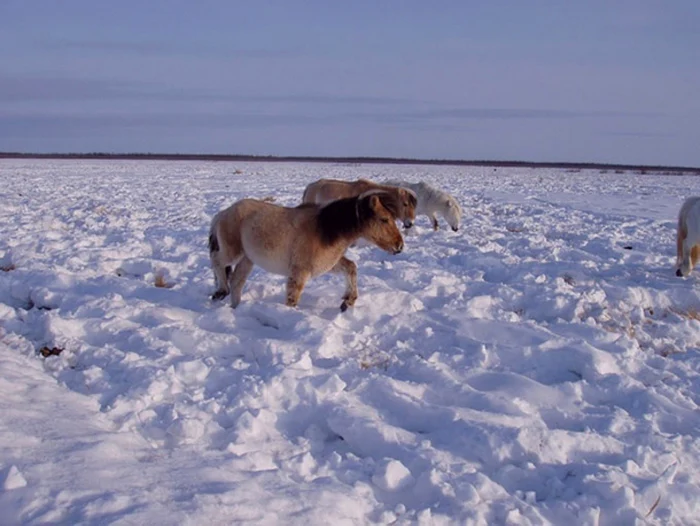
(307, 247, 346, 277)
(241, 230, 291, 277)
(686, 201, 700, 244)
(308, 259, 337, 277)
(251, 250, 290, 276)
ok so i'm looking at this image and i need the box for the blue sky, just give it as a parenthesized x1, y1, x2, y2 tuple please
(1, 1, 699, 165)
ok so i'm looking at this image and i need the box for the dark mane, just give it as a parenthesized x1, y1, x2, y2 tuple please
(376, 192, 401, 219)
(316, 196, 366, 245)
(407, 190, 418, 208)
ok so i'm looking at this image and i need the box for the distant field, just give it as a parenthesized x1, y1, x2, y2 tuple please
(1, 151, 699, 175)
(1, 159, 699, 524)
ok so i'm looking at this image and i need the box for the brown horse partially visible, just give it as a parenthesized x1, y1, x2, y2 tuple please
(302, 178, 417, 228)
(209, 191, 404, 311)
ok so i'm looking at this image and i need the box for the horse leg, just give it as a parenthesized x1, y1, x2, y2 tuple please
(286, 270, 310, 308)
(331, 257, 358, 312)
(430, 213, 439, 231)
(228, 257, 254, 308)
(676, 220, 687, 276)
(211, 251, 232, 300)
(678, 237, 694, 277)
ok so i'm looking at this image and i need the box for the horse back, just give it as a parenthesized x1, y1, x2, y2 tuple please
(303, 178, 360, 205)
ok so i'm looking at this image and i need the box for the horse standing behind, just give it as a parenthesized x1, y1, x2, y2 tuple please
(384, 180, 461, 231)
(675, 196, 700, 277)
(209, 191, 404, 311)
(302, 178, 417, 228)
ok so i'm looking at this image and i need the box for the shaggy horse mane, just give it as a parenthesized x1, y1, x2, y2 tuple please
(316, 192, 397, 245)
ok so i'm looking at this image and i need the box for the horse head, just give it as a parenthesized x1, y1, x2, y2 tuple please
(357, 191, 404, 254)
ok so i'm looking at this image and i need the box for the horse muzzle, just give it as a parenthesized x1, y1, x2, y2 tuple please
(393, 241, 404, 255)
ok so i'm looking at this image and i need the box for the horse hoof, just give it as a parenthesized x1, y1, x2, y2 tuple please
(212, 290, 228, 301)
(340, 301, 349, 312)
(676, 269, 683, 277)
(452, 227, 459, 232)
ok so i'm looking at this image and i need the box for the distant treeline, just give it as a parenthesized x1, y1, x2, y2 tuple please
(1, 152, 698, 175)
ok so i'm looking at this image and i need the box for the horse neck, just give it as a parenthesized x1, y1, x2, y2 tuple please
(316, 197, 363, 246)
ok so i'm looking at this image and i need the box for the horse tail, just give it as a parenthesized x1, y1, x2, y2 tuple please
(677, 202, 688, 266)
(208, 230, 219, 255)
(208, 212, 220, 256)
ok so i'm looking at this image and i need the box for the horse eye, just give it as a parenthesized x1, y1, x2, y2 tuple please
(381, 218, 390, 224)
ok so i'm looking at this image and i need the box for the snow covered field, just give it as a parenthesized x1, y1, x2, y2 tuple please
(1, 159, 700, 525)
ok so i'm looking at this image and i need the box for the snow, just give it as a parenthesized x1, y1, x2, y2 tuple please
(1, 159, 700, 525)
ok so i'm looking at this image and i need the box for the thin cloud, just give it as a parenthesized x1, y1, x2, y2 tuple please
(0, 113, 332, 138)
(0, 76, 137, 102)
(42, 38, 296, 59)
(603, 131, 676, 138)
(0, 75, 422, 106)
(409, 108, 656, 120)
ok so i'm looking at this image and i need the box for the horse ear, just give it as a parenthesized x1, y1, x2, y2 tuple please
(368, 194, 382, 211)
(446, 200, 452, 208)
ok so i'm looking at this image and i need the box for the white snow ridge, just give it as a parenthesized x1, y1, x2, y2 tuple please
(1, 159, 700, 525)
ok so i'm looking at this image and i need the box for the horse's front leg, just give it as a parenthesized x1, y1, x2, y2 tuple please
(430, 213, 439, 231)
(286, 269, 310, 308)
(228, 257, 254, 308)
(331, 257, 358, 312)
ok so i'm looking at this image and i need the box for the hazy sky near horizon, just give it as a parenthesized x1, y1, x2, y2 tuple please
(1, 1, 699, 165)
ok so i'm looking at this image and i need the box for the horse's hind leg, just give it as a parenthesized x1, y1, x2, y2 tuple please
(676, 220, 687, 275)
(211, 266, 231, 300)
(678, 237, 694, 277)
(286, 269, 310, 308)
(331, 257, 358, 312)
(210, 246, 231, 300)
(228, 256, 254, 308)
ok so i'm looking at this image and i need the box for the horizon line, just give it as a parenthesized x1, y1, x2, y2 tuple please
(1, 151, 698, 174)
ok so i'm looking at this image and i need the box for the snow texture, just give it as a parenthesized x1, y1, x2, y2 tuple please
(1, 159, 700, 525)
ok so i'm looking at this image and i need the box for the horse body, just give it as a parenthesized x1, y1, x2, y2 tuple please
(384, 180, 461, 231)
(302, 178, 417, 228)
(209, 192, 404, 310)
(676, 196, 700, 277)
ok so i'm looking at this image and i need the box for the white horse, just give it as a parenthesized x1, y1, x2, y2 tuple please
(384, 180, 461, 231)
(676, 196, 700, 277)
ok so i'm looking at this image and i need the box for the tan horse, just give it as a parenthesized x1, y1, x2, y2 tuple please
(209, 191, 404, 311)
(301, 178, 418, 228)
